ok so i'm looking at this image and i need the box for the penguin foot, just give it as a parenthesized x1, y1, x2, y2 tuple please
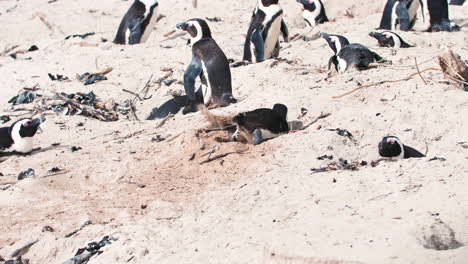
(252, 129, 263, 145)
(182, 104, 198, 115)
(230, 61, 251, 68)
(429, 22, 460, 32)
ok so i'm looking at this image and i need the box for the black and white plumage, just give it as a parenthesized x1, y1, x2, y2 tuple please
(296, 0, 329, 27)
(449, 0, 465, 5)
(378, 0, 425, 31)
(378, 136, 425, 159)
(426, 0, 460, 32)
(233, 104, 289, 145)
(243, 0, 289, 63)
(114, 0, 159, 45)
(0, 117, 45, 154)
(176, 18, 236, 115)
(321, 33, 389, 73)
(369, 31, 414, 48)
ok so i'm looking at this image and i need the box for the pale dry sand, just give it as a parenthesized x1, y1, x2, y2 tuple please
(0, 0, 467, 263)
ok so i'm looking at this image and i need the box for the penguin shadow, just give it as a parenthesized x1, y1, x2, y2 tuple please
(0, 144, 64, 160)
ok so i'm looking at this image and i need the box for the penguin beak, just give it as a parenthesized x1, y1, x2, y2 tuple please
(29, 116, 46, 128)
(176, 22, 187, 30)
(369, 32, 382, 39)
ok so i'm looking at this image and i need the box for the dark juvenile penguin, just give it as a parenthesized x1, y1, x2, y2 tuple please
(176, 18, 236, 115)
(296, 0, 329, 27)
(243, 0, 289, 63)
(232, 104, 289, 145)
(426, 0, 460, 32)
(321, 33, 389, 73)
(369, 31, 414, 48)
(449, 0, 465, 5)
(378, 136, 425, 159)
(0, 117, 45, 154)
(378, 0, 425, 31)
(114, 0, 159, 45)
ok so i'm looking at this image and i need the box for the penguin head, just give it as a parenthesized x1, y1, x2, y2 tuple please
(378, 136, 404, 158)
(260, 0, 279, 6)
(296, 0, 317, 10)
(320, 33, 350, 54)
(369, 31, 393, 47)
(272, 104, 288, 120)
(10, 117, 45, 139)
(176, 18, 212, 45)
(233, 113, 246, 126)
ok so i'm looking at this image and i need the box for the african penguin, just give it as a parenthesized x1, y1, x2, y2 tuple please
(243, 0, 289, 63)
(378, 136, 425, 159)
(114, 0, 159, 45)
(449, 0, 465, 5)
(426, 0, 460, 32)
(296, 0, 329, 27)
(378, 0, 425, 31)
(0, 117, 45, 154)
(369, 31, 414, 48)
(232, 104, 289, 145)
(321, 33, 389, 74)
(176, 18, 236, 115)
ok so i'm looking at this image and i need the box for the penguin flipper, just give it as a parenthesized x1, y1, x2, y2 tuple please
(243, 13, 265, 62)
(372, 52, 391, 64)
(403, 144, 425, 158)
(396, 1, 411, 31)
(280, 19, 289, 42)
(114, 13, 129, 44)
(183, 57, 203, 102)
(128, 17, 144, 45)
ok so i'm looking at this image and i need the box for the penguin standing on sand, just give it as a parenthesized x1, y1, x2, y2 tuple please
(296, 0, 329, 27)
(378, 136, 425, 159)
(233, 104, 289, 145)
(321, 33, 390, 74)
(243, 0, 289, 63)
(114, 0, 159, 45)
(176, 18, 236, 115)
(0, 117, 45, 154)
(378, 0, 425, 31)
(369, 31, 414, 48)
(426, 0, 460, 32)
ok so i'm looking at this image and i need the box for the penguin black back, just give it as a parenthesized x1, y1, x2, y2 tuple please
(114, 0, 158, 45)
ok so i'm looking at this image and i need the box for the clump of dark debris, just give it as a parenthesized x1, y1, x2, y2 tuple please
(63, 236, 118, 264)
(311, 158, 368, 173)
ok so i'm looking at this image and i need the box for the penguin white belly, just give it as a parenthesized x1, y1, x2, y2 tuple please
(263, 16, 282, 59)
(140, 8, 158, 43)
(259, 129, 281, 140)
(201, 61, 212, 105)
(8, 137, 33, 153)
(303, 10, 317, 27)
(337, 57, 347, 73)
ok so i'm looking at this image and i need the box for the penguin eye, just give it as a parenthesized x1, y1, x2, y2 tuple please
(23, 121, 30, 127)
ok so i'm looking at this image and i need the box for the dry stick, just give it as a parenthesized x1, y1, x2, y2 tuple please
(0, 44, 19, 56)
(155, 114, 174, 129)
(199, 149, 248, 164)
(414, 57, 427, 85)
(301, 112, 331, 130)
(193, 0, 197, 8)
(333, 67, 441, 99)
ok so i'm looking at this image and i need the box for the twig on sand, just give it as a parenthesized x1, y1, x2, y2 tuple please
(155, 114, 173, 129)
(333, 67, 441, 99)
(0, 44, 20, 56)
(368, 192, 393, 202)
(414, 57, 427, 85)
(35, 12, 65, 35)
(301, 112, 331, 130)
(199, 148, 248, 164)
(103, 130, 145, 143)
(193, 0, 198, 8)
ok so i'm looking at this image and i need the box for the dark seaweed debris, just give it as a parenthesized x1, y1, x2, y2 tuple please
(0, 115, 11, 124)
(65, 32, 95, 40)
(78, 72, 107, 85)
(8, 91, 39, 105)
(206, 17, 222, 22)
(329, 128, 354, 140)
(18, 168, 35, 180)
(48, 73, 69, 81)
(63, 236, 117, 264)
(311, 159, 367, 173)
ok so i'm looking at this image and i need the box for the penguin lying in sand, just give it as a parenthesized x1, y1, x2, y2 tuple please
(114, 0, 159, 45)
(243, 0, 289, 63)
(321, 33, 390, 74)
(232, 104, 289, 145)
(0, 117, 45, 154)
(369, 31, 414, 48)
(378, 136, 425, 159)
